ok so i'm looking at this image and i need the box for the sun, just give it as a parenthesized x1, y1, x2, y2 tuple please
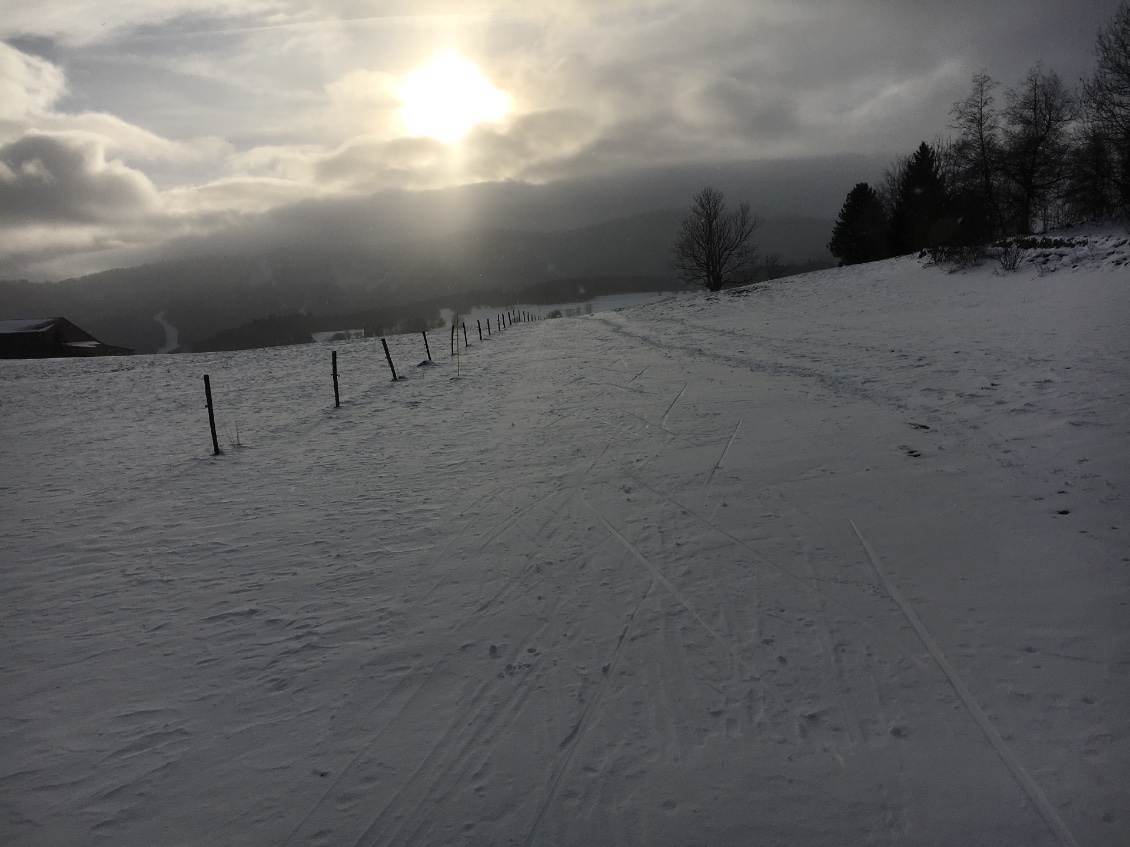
(399, 54, 509, 142)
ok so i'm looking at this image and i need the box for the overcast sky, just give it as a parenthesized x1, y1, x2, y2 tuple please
(0, 0, 1120, 280)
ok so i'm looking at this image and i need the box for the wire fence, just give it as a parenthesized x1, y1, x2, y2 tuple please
(201, 309, 544, 455)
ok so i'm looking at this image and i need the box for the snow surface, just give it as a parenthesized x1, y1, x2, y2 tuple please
(440, 291, 683, 329)
(2, 239, 1128, 846)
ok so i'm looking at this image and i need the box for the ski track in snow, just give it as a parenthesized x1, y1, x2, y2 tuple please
(850, 520, 1079, 847)
(1, 241, 1128, 846)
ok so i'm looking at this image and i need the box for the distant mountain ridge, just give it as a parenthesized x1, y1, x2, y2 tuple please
(0, 212, 833, 353)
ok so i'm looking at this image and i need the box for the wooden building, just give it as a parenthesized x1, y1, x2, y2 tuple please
(0, 318, 133, 359)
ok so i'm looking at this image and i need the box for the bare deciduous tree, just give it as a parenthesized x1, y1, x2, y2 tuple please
(1083, 1, 1130, 215)
(1001, 63, 1078, 233)
(949, 72, 1004, 236)
(672, 187, 761, 292)
(1083, 0, 1130, 139)
(877, 152, 909, 218)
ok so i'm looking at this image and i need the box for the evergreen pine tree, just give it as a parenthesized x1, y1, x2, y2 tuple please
(888, 142, 950, 255)
(828, 183, 889, 266)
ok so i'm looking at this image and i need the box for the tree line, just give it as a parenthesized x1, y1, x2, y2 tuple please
(829, 2, 1130, 266)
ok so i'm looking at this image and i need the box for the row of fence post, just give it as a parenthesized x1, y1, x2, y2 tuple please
(202, 309, 543, 454)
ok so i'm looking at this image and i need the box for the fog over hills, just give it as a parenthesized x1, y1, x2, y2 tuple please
(0, 209, 834, 354)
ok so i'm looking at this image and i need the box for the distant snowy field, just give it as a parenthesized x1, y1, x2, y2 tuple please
(438, 290, 684, 329)
(2, 237, 1128, 846)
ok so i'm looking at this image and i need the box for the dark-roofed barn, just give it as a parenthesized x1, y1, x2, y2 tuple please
(0, 318, 133, 359)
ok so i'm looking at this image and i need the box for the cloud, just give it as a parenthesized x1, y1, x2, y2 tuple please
(0, 40, 66, 119)
(0, 132, 161, 223)
(324, 67, 403, 138)
(311, 135, 452, 190)
(462, 108, 597, 180)
(0, 0, 1123, 280)
(164, 176, 320, 217)
(30, 112, 232, 164)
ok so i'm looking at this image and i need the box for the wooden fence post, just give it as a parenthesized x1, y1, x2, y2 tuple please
(462, 322, 469, 348)
(450, 323, 456, 355)
(477, 319, 483, 341)
(332, 350, 340, 407)
(203, 374, 221, 456)
(422, 331, 432, 362)
(381, 338, 399, 381)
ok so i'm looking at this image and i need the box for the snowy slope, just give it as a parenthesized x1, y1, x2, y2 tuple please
(2, 236, 1128, 846)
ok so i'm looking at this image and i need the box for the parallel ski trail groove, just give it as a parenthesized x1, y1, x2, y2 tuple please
(626, 364, 650, 385)
(348, 664, 539, 847)
(521, 578, 657, 847)
(660, 383, 688, 426)
(703, 419, 741, 493)
(850, 520, 1081, 847)
(417, 486, 559, 605)
(626, 472, 933, 675)
(592, 507, 763, 682)
(376, 679, 540, 847)
(279, 660, 444, 846)
(613, 406, 697, 446)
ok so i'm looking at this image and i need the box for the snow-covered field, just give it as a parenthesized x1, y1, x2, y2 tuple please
(2, 237, 1128, 846)
(439, 290, 683, 330)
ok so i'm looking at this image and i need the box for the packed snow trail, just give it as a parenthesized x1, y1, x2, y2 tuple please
(2, 244, 1127, 845)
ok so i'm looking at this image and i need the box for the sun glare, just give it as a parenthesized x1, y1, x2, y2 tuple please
(399, 54, 509, 142)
